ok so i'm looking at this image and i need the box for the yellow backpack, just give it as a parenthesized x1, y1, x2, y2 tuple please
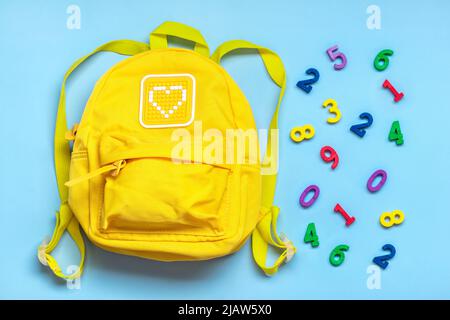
(38, 21, 296, 280)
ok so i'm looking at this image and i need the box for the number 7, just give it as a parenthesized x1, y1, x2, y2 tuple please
(327, 45, 347, 70)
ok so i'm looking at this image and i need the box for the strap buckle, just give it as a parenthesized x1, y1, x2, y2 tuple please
(279, 233, 295, 263)
(65, 123, 79, 141)
(37, 237, 50, 266)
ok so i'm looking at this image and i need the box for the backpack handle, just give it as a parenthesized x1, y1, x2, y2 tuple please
(150, 21, 210, 57)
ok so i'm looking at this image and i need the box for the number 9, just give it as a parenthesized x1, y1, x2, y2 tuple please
(320, 146, 339, 170)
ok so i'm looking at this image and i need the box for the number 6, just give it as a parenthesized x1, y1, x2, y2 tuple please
(374, 49, 394, 71)
(329, 244, 349, 267)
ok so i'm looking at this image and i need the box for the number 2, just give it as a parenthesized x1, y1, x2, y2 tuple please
(296, 68, 320, 93)
(326, 45, 347, 70)
(373, 244, 396, 270)
(350, 112, 373, 138)
(322, 98, 341, 124)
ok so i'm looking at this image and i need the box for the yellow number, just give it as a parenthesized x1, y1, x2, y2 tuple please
(380, 210, 405, 228)
(322, 98, 342, 124)
(290, 125, 315, 143)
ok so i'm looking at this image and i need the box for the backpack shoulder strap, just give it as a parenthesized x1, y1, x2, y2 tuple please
(211, 40, 296, 276)
(39, 40, 149, 280)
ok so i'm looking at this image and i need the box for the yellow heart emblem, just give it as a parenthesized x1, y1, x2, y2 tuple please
(139, 74, 195, 128)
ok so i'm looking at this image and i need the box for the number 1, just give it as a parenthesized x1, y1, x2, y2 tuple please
(383, 79, 404, 102)
(334, 203, 356, 227)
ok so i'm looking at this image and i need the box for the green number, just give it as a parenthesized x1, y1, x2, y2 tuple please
(374, 49, 394, 71)
(304, 223, 319, 247)
(329, 244, 349, 267)
(389, 120, 404, 145)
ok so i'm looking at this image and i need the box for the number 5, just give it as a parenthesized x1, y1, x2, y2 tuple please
(327, 45, 347, 70)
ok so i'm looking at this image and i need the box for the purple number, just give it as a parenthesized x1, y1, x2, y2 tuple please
(367, 169, 387, 193)
(299, 185, 320, 208)
(326, 45, 347, 70)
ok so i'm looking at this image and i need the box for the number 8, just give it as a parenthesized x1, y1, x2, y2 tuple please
(380, 210, 405, 228)
(290, 125, 315, 143)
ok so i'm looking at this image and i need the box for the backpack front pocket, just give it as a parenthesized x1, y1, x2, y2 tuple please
(100, 156, 231, 238)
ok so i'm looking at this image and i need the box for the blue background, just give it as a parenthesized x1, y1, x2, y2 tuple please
(1, 0, 449, 299)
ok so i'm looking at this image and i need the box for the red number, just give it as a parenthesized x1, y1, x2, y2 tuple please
(320, 146, 339, 170)
(383, 79, 404, 102)
(334, 204, 356, 227)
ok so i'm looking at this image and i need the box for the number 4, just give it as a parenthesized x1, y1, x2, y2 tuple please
(304, 223, 319, 247)
(389, 120, 404, 145)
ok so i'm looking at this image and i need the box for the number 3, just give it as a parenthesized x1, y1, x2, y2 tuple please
(322, 98, 341, 124)
(326, 45, 347, 70)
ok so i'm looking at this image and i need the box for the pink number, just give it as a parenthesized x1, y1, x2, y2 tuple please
(320, 146, 339, 170)
(383, 79, 404, 102)
(326, 45, 347, 70)
(334, 204, 356, 227)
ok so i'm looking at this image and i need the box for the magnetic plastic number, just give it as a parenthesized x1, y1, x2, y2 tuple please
(334, 203, 356, 227)
(322, 98, 341, 124)
(290, 125, 315, 143)
(304, 223, 320, 247)
(326, 45, 347, 70)
(296, 68, 320, 93)
(380, 210, 404, 228)
(350, 112, 373, 138)
(389, 120, 404, 145)
(367, 169, 387, 193)
(374, 49, 394, 71)
(299, 185, 320, 208)
(320, 146, 339, 170)
(373, 244, 396, 270)
(383, 79, 404, 102)
(329, 244, 349, 267)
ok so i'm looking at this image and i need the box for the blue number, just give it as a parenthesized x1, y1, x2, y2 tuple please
(296, 68, 320, 93)
(373, 244, 396, 270)
(350, 112, 373, 137)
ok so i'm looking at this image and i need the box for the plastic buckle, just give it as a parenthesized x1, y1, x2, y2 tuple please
(37, 237, 50, 266)
(279, 233, 295, 263)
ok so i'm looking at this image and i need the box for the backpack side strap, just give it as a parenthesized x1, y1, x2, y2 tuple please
(211, 40, 295, 276)
(39, 40, 149, 280)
